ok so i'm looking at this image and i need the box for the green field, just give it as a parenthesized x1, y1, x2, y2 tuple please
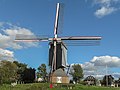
(0, 83, 120, 90)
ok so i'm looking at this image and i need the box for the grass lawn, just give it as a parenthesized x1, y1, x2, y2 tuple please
(0, 83, 120, 90)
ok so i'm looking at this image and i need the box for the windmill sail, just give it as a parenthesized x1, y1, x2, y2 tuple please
(54, 3, 64, 37)
(57, 3, 64, 34)
(61, 36, 101, 40)
(15, 34, 49, 42)
(61, 36, 101, 46)
(14, 3, 102, 76)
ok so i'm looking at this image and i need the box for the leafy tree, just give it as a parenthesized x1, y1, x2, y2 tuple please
(13, 61, 27, 83)
(13, 61, 37, 84)
(13, 61, 27, 70)
(70, 64, 83, 83)
(0, 60, 17, 84)
(0, 60, 36, 84)
(22, 68, 36, 83)
(37, 64, 47, 82)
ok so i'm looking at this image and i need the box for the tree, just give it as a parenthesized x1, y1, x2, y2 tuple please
(37, 64, 47, 82)
(13, 61, 37, 84)
(13, 61, 27, 83)
(70, 64, 83, 83)
(0, 60, 36, 84)
(22, 68, 36, 83)
(0, 60, 17, 84)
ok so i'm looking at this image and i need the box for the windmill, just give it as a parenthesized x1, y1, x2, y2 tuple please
(15, 3, 101, 83)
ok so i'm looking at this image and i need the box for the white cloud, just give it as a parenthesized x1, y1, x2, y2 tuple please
(94, 6, 117, 18)
(91, 55, 120, 67)
(94, 0, 111, 6)
(0, 48, 14, 61)
(0, 22, 39, 62)
(112, 72, 120, 79)
(94, 0, 120, 6)
(83, 70, 95, 75)
(4, 27, 34, 36)
(0, 33, 22, 49)
(81, 62, 95, 71)
(93, 0, 120, 18)
(0, 23, 38, 49)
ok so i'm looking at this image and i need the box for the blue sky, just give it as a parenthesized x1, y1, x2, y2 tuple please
(0, 0, 120, 79)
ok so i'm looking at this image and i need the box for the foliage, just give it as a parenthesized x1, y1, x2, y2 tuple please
(37, 64, 47, 82)
(70, 64, 83, 83)
(0, 60, 17, 84)
(22, 68, 36, 83)
(13, 61, 36, 83)
(0, 60, 35, 85)
(13, 61, 27, 83)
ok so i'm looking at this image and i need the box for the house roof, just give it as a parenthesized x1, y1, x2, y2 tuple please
(84, 75, 96, 81)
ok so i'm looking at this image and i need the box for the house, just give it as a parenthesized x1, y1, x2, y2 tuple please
(114, 79, 120, 87)
(101, 75, 114, 86)
(84, 75, 96, 85)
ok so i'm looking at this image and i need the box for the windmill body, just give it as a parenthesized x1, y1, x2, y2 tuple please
(49, 41, 67, 71)
(15, 3, 101, 84)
